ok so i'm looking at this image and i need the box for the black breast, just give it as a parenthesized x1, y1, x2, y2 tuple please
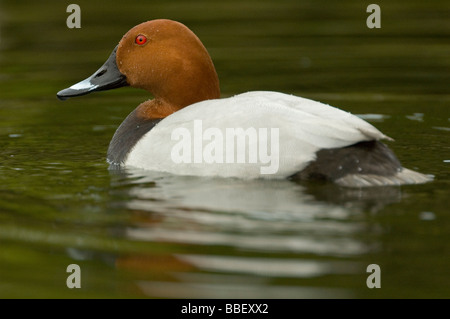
(107, 108, 162, 167)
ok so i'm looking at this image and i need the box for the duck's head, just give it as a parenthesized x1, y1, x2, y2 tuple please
(57, 19, 220, 110)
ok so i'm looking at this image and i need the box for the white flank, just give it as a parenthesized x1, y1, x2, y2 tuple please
(125, 91, 391, 179)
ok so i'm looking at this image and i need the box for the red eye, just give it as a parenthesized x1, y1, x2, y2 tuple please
(135, 34, 147, 45)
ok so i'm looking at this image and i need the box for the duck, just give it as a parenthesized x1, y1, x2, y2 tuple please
(57, 19, 432, 187)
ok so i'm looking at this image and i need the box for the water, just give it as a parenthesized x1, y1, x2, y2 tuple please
(0, 0, 449, 298)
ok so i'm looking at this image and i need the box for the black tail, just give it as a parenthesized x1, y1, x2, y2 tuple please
(291, 140, 432, 187)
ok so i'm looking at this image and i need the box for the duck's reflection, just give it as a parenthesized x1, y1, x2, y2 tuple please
(82, 168, 404, 298)
(109, 167, 403, 219)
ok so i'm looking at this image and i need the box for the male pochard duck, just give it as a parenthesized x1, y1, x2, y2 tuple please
(57, 19, 431, 187)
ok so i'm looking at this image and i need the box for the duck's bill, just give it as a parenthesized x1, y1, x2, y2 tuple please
(57, 45, 128, 101)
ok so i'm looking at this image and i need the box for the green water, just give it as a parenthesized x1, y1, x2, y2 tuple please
(0, 0, 449, 298)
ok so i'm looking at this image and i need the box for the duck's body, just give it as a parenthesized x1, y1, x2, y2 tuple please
(57, 19, 432, 187)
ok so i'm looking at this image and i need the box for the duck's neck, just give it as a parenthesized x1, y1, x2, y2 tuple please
(137, 45, 221, 118)
(108, 62, 221, 165)
(136, 99, 179, 119)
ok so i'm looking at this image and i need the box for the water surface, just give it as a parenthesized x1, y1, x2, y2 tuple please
(0, 0, 449, 298)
